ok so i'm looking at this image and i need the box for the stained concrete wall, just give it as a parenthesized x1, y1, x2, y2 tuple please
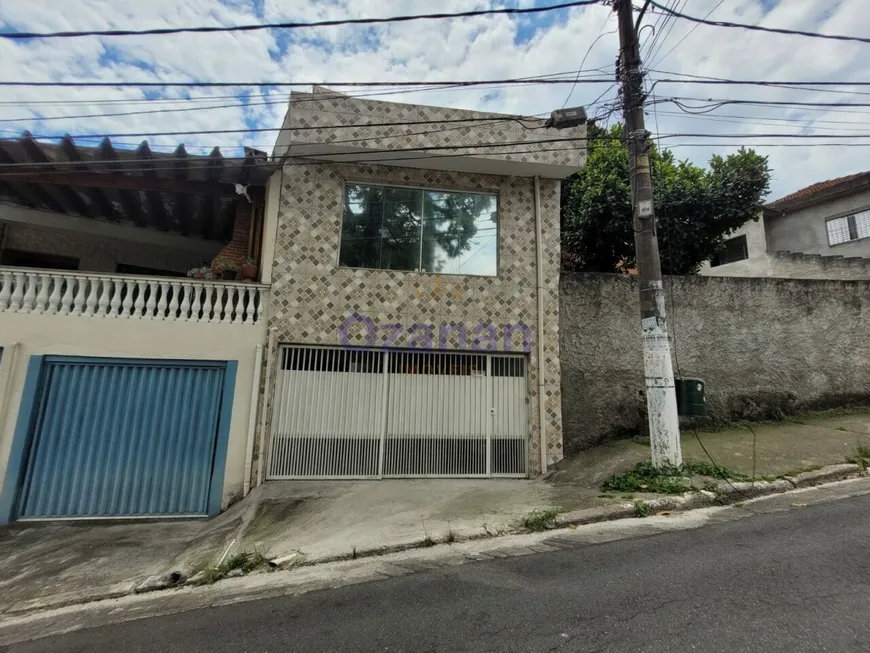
(560, 273, 870, 451)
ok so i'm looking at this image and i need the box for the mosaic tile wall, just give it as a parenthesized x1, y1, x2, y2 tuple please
(267, 160, 564, 473)
(275, 90, 586, 171)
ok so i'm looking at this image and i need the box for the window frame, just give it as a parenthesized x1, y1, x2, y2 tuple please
(825, 209, 870, 247)
(337, 180, 501, 277)
(710, 234, 749, 268)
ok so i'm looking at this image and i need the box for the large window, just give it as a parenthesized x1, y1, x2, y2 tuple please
(826, 211, 870, 246)
(710, 235, 748, 267)
(339, 183, 499, 276)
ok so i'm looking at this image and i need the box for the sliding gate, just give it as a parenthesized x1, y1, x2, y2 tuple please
(267, 346, 527, 479)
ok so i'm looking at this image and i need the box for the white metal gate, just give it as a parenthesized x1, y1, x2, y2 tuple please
(267, 346, 527, 479)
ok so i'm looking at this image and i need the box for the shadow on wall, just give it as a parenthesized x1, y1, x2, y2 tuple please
(559, 273, 870, 452)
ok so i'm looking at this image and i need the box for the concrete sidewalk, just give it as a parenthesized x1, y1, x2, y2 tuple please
(1, 409, 868, 616)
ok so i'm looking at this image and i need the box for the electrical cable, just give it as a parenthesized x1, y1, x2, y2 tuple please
(0, 77, 613, 89)
(648, 0, 870, 46)
(646, 0, 687, 65)
(0, 142, 589, 177)
(649, 0, 725, 67)
(562, 10, 617, 109)
(0, 1, 599, 40)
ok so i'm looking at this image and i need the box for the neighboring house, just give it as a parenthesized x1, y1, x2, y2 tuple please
(255, 88, 585, 483)
(0, 136, 274, 523)
(699, 171, 870, 280)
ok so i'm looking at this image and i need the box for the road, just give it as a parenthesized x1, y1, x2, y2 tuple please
(7, 491, 870, 652)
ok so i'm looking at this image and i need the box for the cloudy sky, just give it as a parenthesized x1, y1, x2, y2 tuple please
(0, 0, 868, 200)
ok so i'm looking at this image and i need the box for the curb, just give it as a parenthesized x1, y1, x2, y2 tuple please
(5, 464, 865, 617)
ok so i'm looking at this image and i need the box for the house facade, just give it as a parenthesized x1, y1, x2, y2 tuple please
(254, 89, 585, 482)
(700, 171, 870, 280)
(0, 138, 273, 523)
(0, 92, 585, 523)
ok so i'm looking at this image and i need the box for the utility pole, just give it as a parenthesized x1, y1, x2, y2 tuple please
(614, 0, 682, 468)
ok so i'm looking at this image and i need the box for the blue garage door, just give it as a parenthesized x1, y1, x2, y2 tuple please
(15, 358, 228, 519)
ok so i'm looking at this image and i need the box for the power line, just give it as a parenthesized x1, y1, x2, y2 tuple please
(649, 0, 725, 66)
(0, 77, 612, 89)
(562, 12, 617, 109)
(646, 0, 686, 65)
(0, 1, 598, 40)
(648, 0, 870, 46)
(0, 142, 590, 177)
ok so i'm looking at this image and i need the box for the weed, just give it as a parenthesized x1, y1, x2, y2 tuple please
(422, 536, 436, 547)
(444, 530, 456, 544)
(523, 509, 560, 532)
(702, 482, 732, 505)
(200, 550, 269, 585)
(621, 494, 635, 500)
(837, 427, 849, 432)
(781, 464, 823, 477)
(601, 459, 745, 496)
(845, 444, 870, 469)
(597, 493, 615, 499)
(634, 501, 652, 518)
(754, 475, 779, 482)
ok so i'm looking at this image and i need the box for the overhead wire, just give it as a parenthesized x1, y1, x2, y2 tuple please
(649, 0, 725, 67)
(647, 0, 870, 46)
(0, 1, 599, 40)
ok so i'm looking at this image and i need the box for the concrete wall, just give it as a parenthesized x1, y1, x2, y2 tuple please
(698, 217, 769, 277)
(265, 160, 563, 473)
(766, 189, 870, 258)
(560, 273, 870, 451)
(0, 221, 220, 274)
(0, 313, 266, 511)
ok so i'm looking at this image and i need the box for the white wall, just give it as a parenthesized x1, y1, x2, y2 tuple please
(0, 313, 266, 512)
(698, 216, 771, 277)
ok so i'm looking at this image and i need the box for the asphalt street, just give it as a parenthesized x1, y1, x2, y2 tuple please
(7, 493, 870, 653)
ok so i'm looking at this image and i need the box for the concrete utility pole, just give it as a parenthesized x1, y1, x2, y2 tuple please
(614, 0, 682, 468)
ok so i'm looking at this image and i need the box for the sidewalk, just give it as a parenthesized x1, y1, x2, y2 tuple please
(1, 409, 868, 616)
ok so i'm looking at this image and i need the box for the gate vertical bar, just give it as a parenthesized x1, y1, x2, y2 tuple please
(486, 354, 492, 477)
(377, 350, 390, 478)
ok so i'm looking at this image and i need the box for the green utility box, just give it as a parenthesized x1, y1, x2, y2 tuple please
(675, 378, 706, 417)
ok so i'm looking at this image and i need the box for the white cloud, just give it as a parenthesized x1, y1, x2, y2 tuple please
(0, 0, 868, 197)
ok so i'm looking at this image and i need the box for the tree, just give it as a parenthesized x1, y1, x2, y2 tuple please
(561, 123, 771, 274)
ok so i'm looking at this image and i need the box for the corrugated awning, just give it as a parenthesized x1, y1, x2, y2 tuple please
(0, 133, 277, 242)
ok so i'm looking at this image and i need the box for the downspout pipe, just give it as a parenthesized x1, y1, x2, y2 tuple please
(243, 343, 264, 496)
(256, 327, 277, 488)
(534, 175, 548, 475)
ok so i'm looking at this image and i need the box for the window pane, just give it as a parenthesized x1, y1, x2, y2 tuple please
(421, 191, 498, 275)
(854, 210, 870, 239)
(826, 216, 851, 245)
(380, 187, 422, 271)
(340, 184, 384, 268)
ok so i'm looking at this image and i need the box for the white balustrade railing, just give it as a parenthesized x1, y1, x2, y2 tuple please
(0, 267, 266, 325)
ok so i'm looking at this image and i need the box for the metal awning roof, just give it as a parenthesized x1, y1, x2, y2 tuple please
(0, 133, 277, 242)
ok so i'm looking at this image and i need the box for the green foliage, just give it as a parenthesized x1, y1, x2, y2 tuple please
(602, 459, 746, 495)
(522, 509, 560, 532)
(634, 501, 652, 518)
(561, 123, 771, 274)
(200, 551, 269, 585)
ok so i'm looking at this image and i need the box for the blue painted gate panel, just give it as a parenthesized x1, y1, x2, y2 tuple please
(16, 358, 227, 518)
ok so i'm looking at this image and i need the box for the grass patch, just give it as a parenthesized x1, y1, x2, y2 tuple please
(845, 444, 870, 469)
(522, 509, 560, 532)
(200, 551, 269, 585)
(601, 460, 746, 495)
(634, 501, 652, 518)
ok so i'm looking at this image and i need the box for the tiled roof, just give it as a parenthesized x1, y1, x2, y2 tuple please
(766, 171, 870, 209)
